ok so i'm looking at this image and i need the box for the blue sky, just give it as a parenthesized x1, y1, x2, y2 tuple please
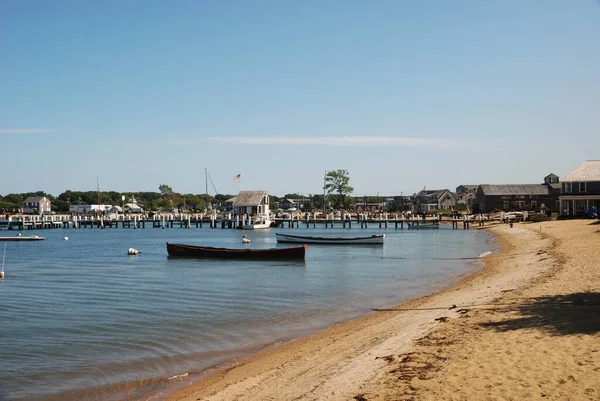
(1, 0, 599, 197)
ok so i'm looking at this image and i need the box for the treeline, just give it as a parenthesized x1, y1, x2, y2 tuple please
(0, 191, 386, 214)
(0, 190, 236, 213)
(0, 190, 347, 213)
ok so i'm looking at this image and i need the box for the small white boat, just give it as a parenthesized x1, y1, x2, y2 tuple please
(242, 220, 272, 230)
(276, 233, 385, 245)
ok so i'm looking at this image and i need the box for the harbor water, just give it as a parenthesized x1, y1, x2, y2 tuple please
(0, 225, 494, 400)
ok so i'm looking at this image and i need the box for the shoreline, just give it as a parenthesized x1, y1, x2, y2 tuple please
(165, 222, 531, 401)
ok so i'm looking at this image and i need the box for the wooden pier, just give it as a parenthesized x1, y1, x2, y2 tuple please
(0, 213, 486, 232)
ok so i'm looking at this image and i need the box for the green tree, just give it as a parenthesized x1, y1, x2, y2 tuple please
(324, 169, 354, 209)
(159, 184, 174, 196)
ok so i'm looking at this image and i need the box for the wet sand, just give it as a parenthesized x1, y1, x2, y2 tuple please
(167, 219, 600, 401)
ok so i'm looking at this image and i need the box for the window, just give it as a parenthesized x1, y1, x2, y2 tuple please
(503, 201, 509, 210)
(565, 183, 572, 193)
(579, 182, 587, 193)
(516, 201, 525, 209)
(531, 201, 537, 209)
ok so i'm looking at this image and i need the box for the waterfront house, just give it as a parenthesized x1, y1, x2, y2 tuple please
(23, 196, 51, 214)
(416, 189, 456, 213)
(279, 198, 299, 211)
(455, 185, 479, 210)
(559, 160, 600, 216)
(473, 174, 560, 214)
(232, 190, 270, 219)
(124, 203, 143, 214)
(106, 206, 122, 219)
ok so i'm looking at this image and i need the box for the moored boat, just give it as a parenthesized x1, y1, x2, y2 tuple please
(242, 219, 272, 230)
(166, 242, 306, 260)
(408, 221, 440, 229)
(275, 233, 384, 245)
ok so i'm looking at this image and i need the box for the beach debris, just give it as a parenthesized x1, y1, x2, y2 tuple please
(353, 394, 368, 401)
(128, 248, 139, 255)
(434, 316, 449, 323)
(448, 304, 457, 310)
(167, 372, 188, 381)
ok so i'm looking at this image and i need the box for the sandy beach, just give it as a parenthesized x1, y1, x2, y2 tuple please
(168, 219, 600, 401)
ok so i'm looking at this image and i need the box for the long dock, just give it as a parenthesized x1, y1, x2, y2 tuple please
(0, 213, 483, 231)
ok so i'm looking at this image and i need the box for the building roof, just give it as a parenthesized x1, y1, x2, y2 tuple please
(419, 189, 448, 200)
(24, 196, 48, 203)
(563, 160, 600, 182)
(456, 185, 479, 190)
(479, 184, 551, 196)
(233, 190, 267, 206)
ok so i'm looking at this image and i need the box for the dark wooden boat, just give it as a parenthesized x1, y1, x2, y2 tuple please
(276, 233, 384, 245)
(166, 242, 307, 260)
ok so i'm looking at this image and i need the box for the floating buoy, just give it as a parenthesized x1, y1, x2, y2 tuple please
(128, 248, 139, 255)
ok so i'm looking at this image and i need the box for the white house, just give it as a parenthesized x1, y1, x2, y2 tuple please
(23, 196, 51, 214)
(124, 203, 143, 214)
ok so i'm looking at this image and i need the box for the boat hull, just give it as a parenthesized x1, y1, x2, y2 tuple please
(275, 233, 384, 245)
(166, 242, 306, 260)
(242, 221, 272, 230)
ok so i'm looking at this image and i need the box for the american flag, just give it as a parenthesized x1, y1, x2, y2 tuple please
(233, 174, 241, 181)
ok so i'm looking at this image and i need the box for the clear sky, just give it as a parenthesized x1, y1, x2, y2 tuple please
(1, 0, 599, 198)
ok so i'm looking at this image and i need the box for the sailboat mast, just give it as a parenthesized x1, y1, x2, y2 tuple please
(323, 170, 327, 212)
(96, 176, 101, 205)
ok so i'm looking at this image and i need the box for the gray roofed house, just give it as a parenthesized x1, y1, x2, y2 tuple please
(232, 190, 270, 219)
(562, 160, 600, 182)
(474, 177, 559, 214)
(415, 189, 456, 212)
(559, 160, 600, 217)
(23, 196, 51, 214)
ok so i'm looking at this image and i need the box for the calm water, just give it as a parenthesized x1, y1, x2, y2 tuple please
(0, 225, 494, 401)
